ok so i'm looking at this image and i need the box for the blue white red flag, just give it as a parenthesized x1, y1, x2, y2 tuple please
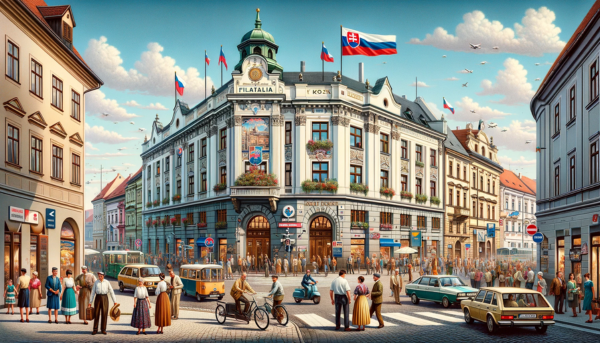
(321, 43, 334, 62)
(342, 27, 396, 56)
(175, 74, 185, 96)
(205, 51, 210, 66)
(443, 97, 454, 114)
(219, 46, 228, 70)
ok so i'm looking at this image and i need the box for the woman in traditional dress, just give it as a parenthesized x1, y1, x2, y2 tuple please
(154, 273, 171, 334)
(4, 279, 15, 314)
(352, 276, 370, 331)
(28, 271, 42, 315)
(131, 278, 151, 335)
(16, 268, 30, 323)
(60, 270, 78, 324)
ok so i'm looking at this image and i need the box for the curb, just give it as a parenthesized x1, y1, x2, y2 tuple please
(555, 319, 600, 332)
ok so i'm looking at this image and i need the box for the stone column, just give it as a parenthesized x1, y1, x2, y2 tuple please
(295, 109, 306, 193)
(209, 124, 218, 196)
(271, 105, 283, 181)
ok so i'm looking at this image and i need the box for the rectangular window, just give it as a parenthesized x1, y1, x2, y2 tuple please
(415, 145, 422, 162)
(416, 178, 422, 194)
(217, 209, 227, 223)
(350, 165, 362, 184)
(456, 163, 460, 179)
(312, 162, 328, 182)
(201, 138, 207, 157)
(156, 161, 160, 175)
(569, 86, 576, 121)
(156, 187, 160, 201)
(380, 212, 392, 225)
(380, 170, 389, 188)
(449, 222, 453, 233)
(177, 154, 182, 167)
(463, 166, 467, 180)
(554, 103, 560, 134)
(188, 175, 194, 194)
(432, 218, 440, 230)
(199, 211, 207, 224)
(350, 126, 362, 148)
(456, 190, 460, 207)
(63, 22, 72, 42)
(449, 161, 453, 177)
(464, 193, 467, 208)
(400, 214, 411, 227)
(220, 166, 227, 184)
(7, 124, 19, 165)
(417, 216, 426, 229)
(7, 41, 19, 82)
(401, 140, 408, 159)
(201, 172, 207, 192)
(71, 91, 80, 120)
(492, 181, 496, 194)
(492, 206, 495, 220)
(401, 175, 407, 191)
(591, 60, 598, 101)
(30, 59, 43, 98)
(312, 122, 329, 141)
(430, 149, 436, 166)
(473, 172, 477, 188)
(51, 145, 63, 179)
(285, 122, 292, 144)
(71, 153, 80, 185)
(285, 163, 292, 186)
(165, 157, 170, 172)
(380, 133, 389, 153)
(220, 128, 227, 150)
(430, 181, 436, 197)
(188, 144, 194, 161)
(52, 76, 63, 110)
(554, 166, 560, 196)
(570, 155, 576, 191)
(177, 180, 181, 195)
(449, 189, 453, 206)
(166, 186, 170, 200)
(591, 141, 599, 184)
(487, 205, 491, 219)
(351, 210, 367, 223)
(186, 212, 194, 225)
(30, 136, 42, 173)
(479, 203, 483, 218)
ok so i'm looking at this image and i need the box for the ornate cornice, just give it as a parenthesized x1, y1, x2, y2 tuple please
(272, 115, 285, 126)
(295, 115, 306, 126)
(364, 123, 380, 134)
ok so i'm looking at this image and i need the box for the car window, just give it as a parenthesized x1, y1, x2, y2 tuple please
(211, 269, 219, 280)
(420, 277, 430, 285)
(429, 278, 439, 287)
(475, 290, 486, 302)
(491, 294, 498, 306)
(440, 277, 466, 287)
(182, 269, 188, 278)
(120, 268, 128, 276)
(189, 270, 196, 279)
(413, 278, 421, 284)
(484, 291, 494, 304)
(132, 268, 139, 278)
(125, 268, 133, 276)
(503, 293, 541, 307)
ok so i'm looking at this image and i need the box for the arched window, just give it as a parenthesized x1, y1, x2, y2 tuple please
(242, 50, 247, 59)
(60, 221, 76, 278)
(248, 215, 270, 230)
(253, 46, 262, 55)
(268, 49, 273, 59)
(482, 147, 486, 156)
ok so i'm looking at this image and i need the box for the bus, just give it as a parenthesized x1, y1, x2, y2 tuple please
(496, 248, 534, 262)
(102, 251, 145, 278)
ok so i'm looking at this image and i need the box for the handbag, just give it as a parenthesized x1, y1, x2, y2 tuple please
(86, 307, 95, 321)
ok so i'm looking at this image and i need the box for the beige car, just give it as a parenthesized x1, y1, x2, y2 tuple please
(117, 264, 162, 294)
(461, 287, 555, 334)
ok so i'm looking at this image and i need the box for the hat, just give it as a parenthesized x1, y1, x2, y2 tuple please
(109, 303, 121, 322)
(537, 271, 543, 276)
(32, 271, 38, 276)
(81, 265, 88, 270)
(374, 273, 381, 278)
(98, 271, 105, 275)
(51, 267, 58, 271)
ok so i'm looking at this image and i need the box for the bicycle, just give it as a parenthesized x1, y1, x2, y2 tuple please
(262, 296, 289, 326)
(215, 293, 270, 330)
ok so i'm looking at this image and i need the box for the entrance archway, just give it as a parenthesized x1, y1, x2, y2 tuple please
(455, 241, 462, 259)
(60, 221, 76, 278)
(486, 241, 492, 259)
(309, 216, 332, 260)
(246, 215, 270, 260)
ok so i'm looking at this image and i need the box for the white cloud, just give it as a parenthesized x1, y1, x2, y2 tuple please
(409, 81, 431, 88)
(85, 141, 98, 151)
(122, 100, 168, 110)
(478, 58, 535, 106)
(498, 155, 536, 168)
(85, 152, 133, 159)
(408, 7, 565, 57)
(84, 36, 213, 102)
(123, 163, 135, 167)
(421, 100, 444, 119)
(452, 96, 511, 121)
(85, 90, 141, 122)
(446, 77, 459, 81)
(491, 120, 536, 152)
(85, 123, 138, 144)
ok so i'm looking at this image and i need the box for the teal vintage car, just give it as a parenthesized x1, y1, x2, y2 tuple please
(405, 275, 479, 308)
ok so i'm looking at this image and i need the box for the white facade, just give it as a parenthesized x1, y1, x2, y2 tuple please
(500, 185, 536, 252)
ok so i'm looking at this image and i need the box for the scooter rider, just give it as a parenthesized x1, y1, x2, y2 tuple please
(301, 269, 318, 297)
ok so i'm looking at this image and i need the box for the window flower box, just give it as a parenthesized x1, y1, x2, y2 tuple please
(181, 217, 188, 227)
(306, 139, 333, 152)
(351, 221, 369, 229)
(162, 198, 169, 205)
(415, 161, 425, 168)
(400, 191, 413, 199)
(152, 220, 158, 228)
(161, 219, 167, 227)
(301, 179, 338, 194)
(145, 220, 151, 226)
(234, 166, 278, 186)
(146, 201, 152, 208)
(152, 200, 160, 207)
(216, 221, 227, 229)
(197, 222, 207, 228)
(415, 194, 428, 203)
(430, 196, 441, 205)
(213, 183, 227, 192)
(380, 187, 396, 199)
(172, 194, 181, 202)
(170, 217, 180, 226)
(350, 182, 369, 196)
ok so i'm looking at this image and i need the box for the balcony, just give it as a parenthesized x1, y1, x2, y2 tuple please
(448, 206, 470, 220)
(230, 186, 280, 213)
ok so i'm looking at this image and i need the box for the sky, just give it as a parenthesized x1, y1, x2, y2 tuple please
(48, 0, 596, 210)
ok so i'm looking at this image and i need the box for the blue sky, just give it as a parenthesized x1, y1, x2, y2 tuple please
(47, 0, 595, 209)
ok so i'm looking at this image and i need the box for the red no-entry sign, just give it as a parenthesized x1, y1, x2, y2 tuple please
(526, 224, 538, 235)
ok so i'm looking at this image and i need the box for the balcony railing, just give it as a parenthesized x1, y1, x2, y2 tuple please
(230, 186, 280, 197)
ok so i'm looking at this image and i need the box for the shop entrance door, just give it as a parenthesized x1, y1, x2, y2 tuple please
(455, 241, 462, 259)
(246, 216, 270, 260)
(592, 236, 600, 298)
(309, 216, 332, 259)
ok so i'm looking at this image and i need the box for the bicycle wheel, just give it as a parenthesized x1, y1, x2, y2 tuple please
(254, 308, 270, 330)
(275, 305, 288, 326)
(215, 304, 227, 324)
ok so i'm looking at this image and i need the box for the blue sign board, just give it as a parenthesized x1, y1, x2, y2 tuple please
(487, 223, 495, 238)
(410, 231, 422, 247)
(465, 244, 471, 249)
(532, 232, 544, 244)
(332, 247, 343, 258)
(46, 208, 56, 229)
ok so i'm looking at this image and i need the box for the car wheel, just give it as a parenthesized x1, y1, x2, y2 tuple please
(535, 325, 548, 334)
(411, 293, 420, 304)
(118, 282, 124, 292)
(487, 315, 499, 334)
(464, 309, 474, 324)
(294, 298, 302, 303)
(442, 297, 450, 308)
(196, 293, 203, 302)
(313, 296, 321, 304)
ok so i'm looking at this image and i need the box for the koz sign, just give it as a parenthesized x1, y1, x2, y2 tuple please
(9, 206, 39, 224)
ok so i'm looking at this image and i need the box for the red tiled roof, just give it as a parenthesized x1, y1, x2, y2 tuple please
(452, 129, 479, 152)
(105, 174, 132, 200)
(37, 4, 68, 17)
(131, 166, 143, 179)
(91, 174, 123, 202)
(500, 169, 535, 196)
(520, 175, 537, 194)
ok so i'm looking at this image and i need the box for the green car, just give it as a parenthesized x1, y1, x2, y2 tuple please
(405, 275, 479, 308)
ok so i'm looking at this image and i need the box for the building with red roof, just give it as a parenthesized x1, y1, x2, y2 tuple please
(91, 174, 125, 251)
(499, 170, 537, 256)
(105, 175, 132, 250)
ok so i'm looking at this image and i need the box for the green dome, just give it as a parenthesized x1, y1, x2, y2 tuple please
(240, 9, 275, 44)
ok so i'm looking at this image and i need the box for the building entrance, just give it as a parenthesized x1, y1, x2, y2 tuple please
(246, 216, 270, 260)
(309, 216, 332, 259)
(455, 241, 462, 259)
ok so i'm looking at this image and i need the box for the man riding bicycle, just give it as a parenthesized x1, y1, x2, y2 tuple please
(230, 272, 256, 314)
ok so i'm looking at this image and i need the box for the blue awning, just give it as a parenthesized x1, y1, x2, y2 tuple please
(380, 239, 401, 247)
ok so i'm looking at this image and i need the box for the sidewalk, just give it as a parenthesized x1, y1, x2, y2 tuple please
(544, 294, 600, 332)
(0, 293, 302, 343)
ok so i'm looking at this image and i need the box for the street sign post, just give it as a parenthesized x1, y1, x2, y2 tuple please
(532, 232, 544, 244)
(205, 237, 214, 248)
(46, 208, 56, 229)
(135, 239, 142, 248)
(526, 224, 538, 235)
(465, 243, 471, 251)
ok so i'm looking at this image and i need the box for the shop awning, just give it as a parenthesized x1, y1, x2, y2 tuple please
(195, 237, 215, 247)
(380, 239, 402, 247)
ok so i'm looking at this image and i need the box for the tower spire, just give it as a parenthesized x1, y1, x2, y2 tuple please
(255, 8, 261, 29)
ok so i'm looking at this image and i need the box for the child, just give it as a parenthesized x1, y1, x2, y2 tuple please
(4, 279, 15, 314)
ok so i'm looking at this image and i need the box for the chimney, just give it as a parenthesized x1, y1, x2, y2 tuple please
(300, 61, 305, 73)
(456, 126, 459, 130)
(518, 173, 522, 179)
(358, 63, 364, 83)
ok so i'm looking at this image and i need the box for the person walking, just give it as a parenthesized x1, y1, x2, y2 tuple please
(168, 269, 183, 320)
(284, 257, 289, 277)
(551, 272, 565, 314)
(292, 255, 298, 277)
(16, 268, 30, 323)
(484, 269, 492, 287)
(88, 271, 118, 335)
(226, 258, 232, 280)
(45, 267, 61, 324)
(264, 256, 271, 277)
(583, 273, 595, 323)
(366, 257, 371, 275)
(302, 256, 307, 273)
(75, 266, 96, 325)
(332, 257, 337, 273)
(154, 273, 171, 334)
(506, 271, 514, 289)
(390, 258, 396, 278)
(330, 270, 351, 331)
(498, 271, 506, 287)
(567, 272, 580, 317)
(369, 273, 384, 328)
(392, 269, 402, 305)
(131, 278, 151, 335)
(267, 275, 284, 322)
(474, 269, 482, 289)
(60, 270, 78, 324)
(536, 272, 547, 296)
(352, 276, 370, 331)
(407, 263, 413, 282)
(28, 271, 42, 316)
(526, 267, 535, 289)
(4, 279, 15, 314)
(356, 256, 361, 274)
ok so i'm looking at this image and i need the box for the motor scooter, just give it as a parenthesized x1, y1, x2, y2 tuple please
(293, 283, 321, 304)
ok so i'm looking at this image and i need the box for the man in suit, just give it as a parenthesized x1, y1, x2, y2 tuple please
(551, 272, 565, 314)
(370, 273, 384, 328)
(168, 269, 183, 319)
(391, 269, 402, 305)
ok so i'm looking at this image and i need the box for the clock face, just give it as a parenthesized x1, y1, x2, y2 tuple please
(249, 68, 263, 81)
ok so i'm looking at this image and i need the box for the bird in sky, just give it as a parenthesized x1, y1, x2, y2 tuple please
(113, 121, 117, 124)
(535, 63, 540, 66)
(118, 148, 126, 151)
(380, 61, 387, 65)
(480, 61, 487, 65)
(470, 43, 481, 49)
(442, 55, 447, 58)
(462, 82, 468, 87)
(525, 140, 532, 144)
(535, 78, 541, 81)
(102, 113, 109, 117)
(501, 129, 508, 132)
(130, 121, 135, 125)
(493, 46, 499, 50)
(470, 109, 476, 113)
(488, 122, 498, 128)
(138, 128, 145, 132)
(464, 69, 473, 73)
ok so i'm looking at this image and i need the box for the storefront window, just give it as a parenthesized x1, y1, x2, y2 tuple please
(572, 236, 582, 289)
(350, 239, 365, 262)
(592, 235, 600, 298)
(60, 221, 75, 278)
(540, 237, 549, 274)
(219, 239, 227, 262)
(188, 239, 194, 261)
(557, 238, 565, 275)
(380, 247, 390, 261)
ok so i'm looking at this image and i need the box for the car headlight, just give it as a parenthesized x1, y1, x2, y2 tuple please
(457, 292, 465, 297)
(467, 292, 477, 297)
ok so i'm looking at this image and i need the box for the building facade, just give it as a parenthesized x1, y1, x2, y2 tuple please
(531, 2, 600, 295)
(84, 209, 93, 247)
(104, 174, 130, 251)
(125, 168, 143, 250)
(91, 174, 124, 251)
(1, 0, 102, 306)
(141, 10, 447, 264)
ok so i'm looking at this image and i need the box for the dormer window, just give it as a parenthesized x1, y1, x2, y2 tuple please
(253, 47, 261, 55)
(63, 22, 72, 43)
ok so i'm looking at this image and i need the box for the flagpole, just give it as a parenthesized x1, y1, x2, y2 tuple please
(174, 71, 177, 106)
(220, 45, 223, 87)
(205, 50, 207, 99)
(340, 25, 343, 81)
(322, 42, 324, 82)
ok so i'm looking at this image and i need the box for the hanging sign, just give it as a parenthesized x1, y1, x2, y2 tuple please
(249, 146, 263, 165)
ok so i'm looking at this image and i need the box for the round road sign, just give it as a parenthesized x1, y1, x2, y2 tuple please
(205, 237, 214, 248)
(135, 239, 142, 247)
(526, 224, 538, 235)
(532, 232, 544, 244)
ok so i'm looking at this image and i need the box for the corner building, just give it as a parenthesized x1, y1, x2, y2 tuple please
(141, 10, 446, 264)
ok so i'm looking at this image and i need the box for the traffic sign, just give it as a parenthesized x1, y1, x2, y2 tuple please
(46, 208, 56, 229)
(205, 237, 214, 248)
(465, 243, 471, 251)
(532, 232, 544, 244)
(135, 239, 142, 248)
(487, 223, 495, 238)
(593, 214, 599, 224)
(526, 224, 538, 235)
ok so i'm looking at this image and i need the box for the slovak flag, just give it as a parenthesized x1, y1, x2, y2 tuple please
(342, 27, 396, 56)
(175, 74, 185, 96)
(205, 51, 210, 65)
(219, 46, 228, 70)
(443, 97, 454, 114)
(321, 42, 334, 62)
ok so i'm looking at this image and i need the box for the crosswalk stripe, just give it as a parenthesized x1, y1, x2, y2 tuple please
(382, 312, 443, 326)
(330, 314, 398, 327)
(296, 314, 336, 328)
(439, 310, 466, 317)
(416, 312, 464, 323)
(555, 323, 600, 335)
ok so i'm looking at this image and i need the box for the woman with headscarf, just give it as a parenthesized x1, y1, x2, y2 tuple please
(28, 271, 42, 315)
(154, 273, 171, 333)
(131, 278, 151, 335)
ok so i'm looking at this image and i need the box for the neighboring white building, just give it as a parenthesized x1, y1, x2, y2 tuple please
(91, 174, 124, 251)
(499, 170, 537, 255)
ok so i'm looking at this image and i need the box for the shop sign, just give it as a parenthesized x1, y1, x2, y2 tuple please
(350, 229, 364, 234)
(297, 246, 307, 252)
(569, 248, 582, 262)
(282, 205, 295, 218)
(306, 89, 332, 96)
(476, 230, 486, 242)
(351, 233, 365, 238)
(305, 201, 338, 207)
(8, 206, 39, 224)
(369, 233, 380, 240)
(487, 224, 495, 238)
(380, 223, 392, 230)
(380, 234, 392, 239)
(410, 231, 421, 247)
(332, 247, 343, 257)
(238, 86, 275, 93)
(593, 214, 598, 224)
(582, 242, 589, 255)
(332, 241, 343, 247)
(278, 222, 302, 228)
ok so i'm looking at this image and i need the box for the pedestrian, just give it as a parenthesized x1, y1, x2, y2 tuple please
(226, 258, 232, 280)
(392, 269, 402, 305)
(506, 271, 514, 289)
(284, 257, 289, 277)
(583, 273, 595, 323)
(75, 266, 96, 325)
(297, 256, 303, 276)
(514, 266, 525, 288)
(131, 278, 151, 335)
(536, 272, 547, 296)
(267, 275, 284, 322)
(390, 258, 396, 277)
(366, 257, 371, 275)
(167, 269, 182, 319)
(292, 255, 298, 277)
(356, 255, 361, 274)
(550, 272, 565, 314)
(352, 276, 370, 331)
(567, 272, 580, 317)
(16, 268, 30, 323)
(154, 273, 171, 334)
(498, 271, 505, 287)
(484, 268, 492, 287)
(330, 270, 351, 331)
(312, 258, 319, 274)
(370, 273, 384, 328)
(28, 271, 42, 315)
(276, 257, 282, 275)
(4, 279, 15, 314)
(407, 263, 413, 282)
(45, 267, 61, 324)
(332, 257, 337, 273)
(89, 271, 118, 335)
(526, 267, 535, 289)
(60, 270, 78, 323)
(264, 256, 271, 277)
(317, 255, 322, 274)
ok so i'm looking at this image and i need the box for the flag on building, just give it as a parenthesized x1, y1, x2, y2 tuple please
(175, 74, 185, 96)
(478, 119, 485, 130)
(205, 51, 210, 65)
(321, 42, 334, 62)
(219, 46, 228, 70)
(342, 27, 396, 56)
(443, 97, 454, 114)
